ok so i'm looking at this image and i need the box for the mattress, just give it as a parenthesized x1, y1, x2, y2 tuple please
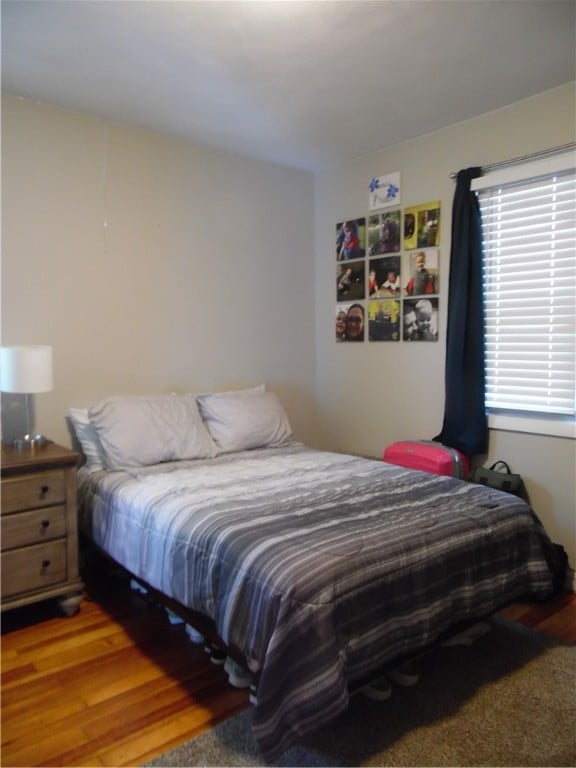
(78, 443, 554, 759)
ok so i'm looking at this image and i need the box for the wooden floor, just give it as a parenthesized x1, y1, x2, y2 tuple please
(2, 566, 575, 768)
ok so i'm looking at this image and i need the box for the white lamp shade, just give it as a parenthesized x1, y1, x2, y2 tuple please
(0, 345, 53, 393)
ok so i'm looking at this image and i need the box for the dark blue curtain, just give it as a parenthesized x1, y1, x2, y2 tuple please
(434, 167, 488, 455)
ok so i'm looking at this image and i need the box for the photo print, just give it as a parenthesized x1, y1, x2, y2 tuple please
(367, 214, 380, 255)
(403, 297, 439, 341)
(368, 298, 400, 341)
(368, 171, 401, 211)
(403, 248, 439, 296)
(368, 256, 401, 298)
(368, 210, 401, 256)
(336, 217, 366, 261)
(403, 202, 440, 250)
(335, 302, 365, 342)
(337, 261, 365, 302)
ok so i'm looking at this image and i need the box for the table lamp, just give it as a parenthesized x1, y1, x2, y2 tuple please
(0, 345, 53, 448)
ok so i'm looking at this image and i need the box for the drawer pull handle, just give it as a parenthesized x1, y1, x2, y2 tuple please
(39, 485, 50, 497)
(41, 520, 50, 529)
(41, 559, 51, 569)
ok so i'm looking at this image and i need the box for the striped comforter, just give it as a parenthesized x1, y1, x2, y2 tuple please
(78, 444, 553, 759)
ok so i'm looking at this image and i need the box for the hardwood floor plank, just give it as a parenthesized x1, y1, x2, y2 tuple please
(98, 713, 215, 768)
(82, 688, 214, 740)
(2, 697, 87, 743)
(2, 672, 68, 711)
(3, 724, 89, 768)
(99, 690, 246, 768)
(42, 688, 246, 768)
(2, 631, 132, 676)
(1, 662, 37, 684)
(4, 703, 89, 756)
(79, 674, 243, 738)
(537, 607, 576, 643)
(1, 610, 112, 652)
(497, 602, 528, 622)
(499, 592, 576, 639)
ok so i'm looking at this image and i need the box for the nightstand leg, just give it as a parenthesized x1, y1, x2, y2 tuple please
(58, 592, 83, 616)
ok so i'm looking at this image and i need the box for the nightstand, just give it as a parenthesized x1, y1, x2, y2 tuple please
(1, 442, 84, 616)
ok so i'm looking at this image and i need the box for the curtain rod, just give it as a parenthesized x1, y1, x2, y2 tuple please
(449, 141, 576, 179)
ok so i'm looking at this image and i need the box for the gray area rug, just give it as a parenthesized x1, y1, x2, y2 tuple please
(147, 616, 576, 767)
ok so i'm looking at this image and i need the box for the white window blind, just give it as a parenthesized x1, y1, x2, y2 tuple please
(473, 156, 576, 423)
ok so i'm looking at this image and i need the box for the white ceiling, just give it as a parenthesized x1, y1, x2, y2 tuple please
(2, 0, 575, 173)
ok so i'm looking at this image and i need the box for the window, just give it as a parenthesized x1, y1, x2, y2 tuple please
(472, 151, 576, 438)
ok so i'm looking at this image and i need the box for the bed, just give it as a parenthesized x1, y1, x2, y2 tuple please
(71, 389, 555, 761)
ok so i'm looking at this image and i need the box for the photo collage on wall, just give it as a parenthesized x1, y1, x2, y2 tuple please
(336, 174, 440, 343)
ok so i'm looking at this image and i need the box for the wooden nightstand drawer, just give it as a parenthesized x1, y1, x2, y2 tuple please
(1, 471, 66, 513)
(1, 540, 67, 598)
(1, 443, 83, 614)
(1, 506, 67, 550)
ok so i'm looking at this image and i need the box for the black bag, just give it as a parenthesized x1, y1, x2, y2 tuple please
(545, 542, 569, 594)
(473, 463, 568, 594)
(471, 460, 525, 496)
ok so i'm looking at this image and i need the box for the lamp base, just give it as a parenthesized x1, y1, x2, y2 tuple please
(12, 434, 49, 450)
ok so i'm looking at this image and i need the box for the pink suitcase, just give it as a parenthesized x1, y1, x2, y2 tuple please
(383, 440, 470, 479)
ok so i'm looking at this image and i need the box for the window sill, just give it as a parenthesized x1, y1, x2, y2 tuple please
(488, 412, 576, 439)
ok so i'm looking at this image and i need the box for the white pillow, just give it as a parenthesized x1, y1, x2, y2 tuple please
(68, 408, 106, 472)
(196, 390, 292, 454)
(88, 394, 216, 469)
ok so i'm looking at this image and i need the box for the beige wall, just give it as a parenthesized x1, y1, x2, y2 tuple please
(314, 83, 576, 571)
(1, 93, 319, 448)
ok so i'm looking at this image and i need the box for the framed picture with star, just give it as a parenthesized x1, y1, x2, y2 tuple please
(368, 171, 401, 211)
